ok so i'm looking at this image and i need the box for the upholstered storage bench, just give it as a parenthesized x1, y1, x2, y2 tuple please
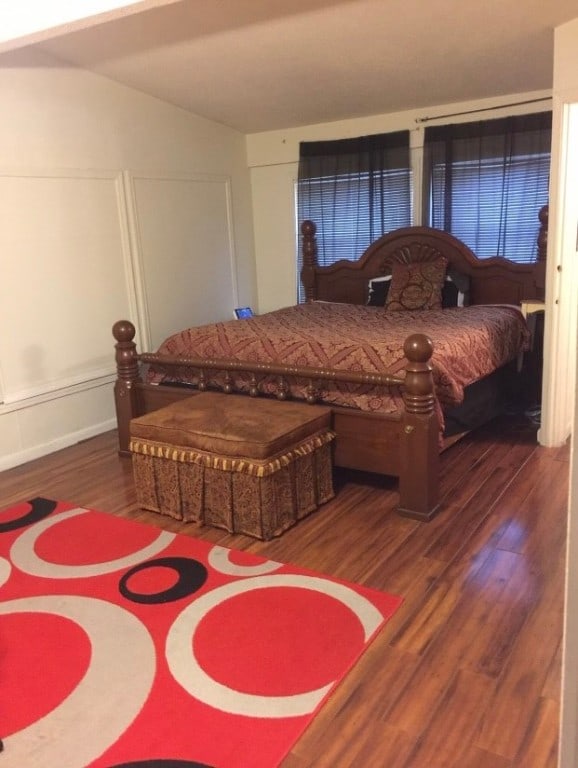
(129, 392, 335, 539)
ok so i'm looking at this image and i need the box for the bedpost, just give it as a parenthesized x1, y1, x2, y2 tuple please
(397, 333, 440, 521)
(300, 220, 317, 302)
(112, 319, 142, 457)
(537, 204, 548, 262)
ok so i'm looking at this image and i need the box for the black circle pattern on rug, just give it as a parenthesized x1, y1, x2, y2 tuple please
(119, 557, 208, 604)
(108, 761, 214, 768)
(0, 497, 57, 533)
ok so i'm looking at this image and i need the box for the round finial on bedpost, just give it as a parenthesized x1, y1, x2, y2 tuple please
(112, 319, 136, 343)
(301, 220, 316, 238)
(404, 333, 434, 364)
(300, 219, 318, 303)
(403, 333, 435, 415)
(537, 204, 548, 262)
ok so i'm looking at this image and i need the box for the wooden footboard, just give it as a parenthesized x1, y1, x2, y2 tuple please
(112, 321, 439, 521)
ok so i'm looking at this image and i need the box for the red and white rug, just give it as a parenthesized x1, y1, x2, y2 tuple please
(0, 498, 402, 768)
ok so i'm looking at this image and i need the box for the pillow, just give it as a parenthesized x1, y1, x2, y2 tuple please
(442, 269, 470, 308)
(367, 265, 469, 309)
(385, 256, 448, 311)
(367, 275, 392, 306)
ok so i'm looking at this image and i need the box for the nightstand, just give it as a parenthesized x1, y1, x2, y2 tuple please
(520, 299, 545, 350)
(519, 299, 545, 410)
(520, 299, 546, 318)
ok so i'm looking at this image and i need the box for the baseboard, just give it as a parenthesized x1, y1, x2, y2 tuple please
(0, 419, 117, 472)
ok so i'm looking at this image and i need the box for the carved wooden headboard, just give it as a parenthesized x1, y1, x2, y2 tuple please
(300, 205, 548, 307)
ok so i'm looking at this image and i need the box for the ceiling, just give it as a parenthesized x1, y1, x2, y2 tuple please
(16, 0, 578, 133)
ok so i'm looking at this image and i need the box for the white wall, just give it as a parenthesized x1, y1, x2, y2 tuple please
(0, 46, 255, 471)
(247, 89, 552, 313)
(562, 300, 578, 768)
(540, 17, 578, 451)
(554, 17, 578, 768)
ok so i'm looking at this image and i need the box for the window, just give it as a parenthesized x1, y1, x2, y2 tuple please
(300, 168, 412, 262)
(423, 113, 552, 263)
(295, 113, 551, 292)
(297, 131, 412, 299)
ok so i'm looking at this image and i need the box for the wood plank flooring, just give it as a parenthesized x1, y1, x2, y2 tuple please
(0, 415, 567, 767)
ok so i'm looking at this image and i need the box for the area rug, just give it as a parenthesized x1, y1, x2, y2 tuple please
(0, 498, 402, 768)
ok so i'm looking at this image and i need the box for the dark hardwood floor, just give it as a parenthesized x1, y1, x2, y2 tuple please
(0, 415, 567, 767)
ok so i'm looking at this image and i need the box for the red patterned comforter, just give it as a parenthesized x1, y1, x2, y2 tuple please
(147, 302, 529, 418)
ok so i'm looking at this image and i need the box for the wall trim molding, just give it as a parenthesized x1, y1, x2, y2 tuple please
(122, 169, 151, 353)
(0, 372, 115, 412)
(0, 418, 117, 472)
(123, 170, 238, 352)
(0, 167, 131, 406)
(122, 170, 239, 352)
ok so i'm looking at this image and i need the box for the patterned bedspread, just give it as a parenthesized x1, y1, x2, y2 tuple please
(147, 302, 529, 419)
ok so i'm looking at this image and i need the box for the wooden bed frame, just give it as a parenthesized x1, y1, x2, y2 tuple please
(113, 205, 548, 522)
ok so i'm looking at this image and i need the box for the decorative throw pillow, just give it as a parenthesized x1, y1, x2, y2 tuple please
(384, 256, 448, 311)
(366, 275, 392, 306)
(442, 268, 470, 308)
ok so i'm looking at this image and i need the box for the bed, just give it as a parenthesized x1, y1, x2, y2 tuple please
(112, 205, 548, 521)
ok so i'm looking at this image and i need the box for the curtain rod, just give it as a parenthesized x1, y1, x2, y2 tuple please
(415, 97, 551, 124)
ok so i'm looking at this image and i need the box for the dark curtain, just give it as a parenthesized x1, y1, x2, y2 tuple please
(297, 131, 412, 289)
(423, 112, 552, 262)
